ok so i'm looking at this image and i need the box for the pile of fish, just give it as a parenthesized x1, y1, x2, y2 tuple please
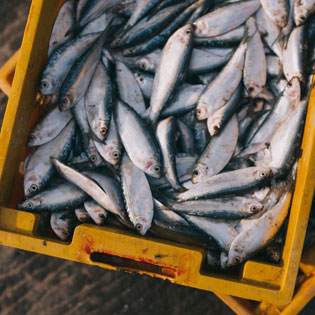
(18, 0, 315, 269)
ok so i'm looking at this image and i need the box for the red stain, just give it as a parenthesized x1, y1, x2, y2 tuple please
(82, 237, 94, 255)
(146, 161, 153, 169)
(24, 4, 34, 35)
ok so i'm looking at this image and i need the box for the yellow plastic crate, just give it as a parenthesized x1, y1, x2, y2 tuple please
(0, 49, 19, 97)
(1, 0, 315, 306)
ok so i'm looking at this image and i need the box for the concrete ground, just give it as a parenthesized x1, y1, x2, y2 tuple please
(0, 1, 314, 314)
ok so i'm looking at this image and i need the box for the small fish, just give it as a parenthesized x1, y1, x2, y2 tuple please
(27, 104, 73, 147)
(75, 207, 91, 223)
(114, 100, 162, 178)
(259, 0, 289, 28)
(18, 181, 88, 212)
(84, 199, 108, 225)
(24, 120, 75, 197)
(85, 61, 113, 141)
(50, 211, 76, 241)
(178, 167, 273, 201)
(156, 117, 186, 192)
(120, 153, 154, 235)
(192, 115, 238, 184)
(294, 0, 315, 26)
(149, 24, 194, 126)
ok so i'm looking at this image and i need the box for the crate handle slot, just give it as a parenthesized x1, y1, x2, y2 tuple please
(90, 252, 177, 278)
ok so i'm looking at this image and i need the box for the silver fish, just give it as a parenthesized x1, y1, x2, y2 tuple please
(81, 12, 115, 35)
(149, 24, 194, 126)
(193, 0, 260, 38)
(134, 71, 154, 99)
(227, 190, 291, 266)
(184, 215, 239, 251)
(259, 0, 289, 27)
(50, 211, 75, 241)
(75, 207, 91, 223)
(192, 114, 238, 184)
(48, 0, 75, 57)
(115, 61, 146, 115)
(40, 32, 101, 95)
(283, 25, 306, 81)
(294, 0, 315, 26)
(93, 116, 122, 166)
(83, 199, 108, 225)
(196, 39, 247, 120)
(18, 181, 87, 212)
(160, 196, 264, 219)
(266, 55, 282, 77)
(24, 120, 75, 197)
(52, 159, 122, 216)
(156, 117, 185, 192)
(135, 49, 161, 73)
(59, 31, 107, 111)
(248, 77, 300, 145)
(27, 105, 73, 147)
(243, 17, 267, 98)
(120, 153, 154, 235)
(114, 100, 162, 178)
(85, 61, 113, 141)
(177, 167, 273, 201)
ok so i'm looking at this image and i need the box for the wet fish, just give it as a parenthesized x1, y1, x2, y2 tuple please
(259, 0, 289, 28)
(114, 100, 162, 178)
(24, 120, 75, 197)
(177, 167, 273, 201)
(84, 199, 108, 225)
(18, 181, 87, 212)
(193, 0, 261, 38)
(192, 115, 238, 184)
(120, 153, 154, 235)
(27, 105, 73, 147)
(85, 61, 113, 141)
(294, 0, 315, 26)
(156, 117, 185, 192)
(149, 24, 194, 126)
(50, 211, 76, 240)
(75, 207, 91, 223)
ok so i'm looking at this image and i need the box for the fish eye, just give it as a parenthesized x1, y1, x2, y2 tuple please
(99, 214, 106, 220)
(141, 63, 146, 69)
(301, 15, 306, 21)
(90, 155, 97, 162)
(288, 80, 293, 87)
(41, 80, 49, 90)
(29, 134, 35, 140)
(136, 223, 143, 231)
(248, 87, 255, 94)
(100, 127, 107, 136)
(260, 171, 266, 177)
(61, 97, 69, 107)
(154, 166, 161, 173)
(30, 184, 38, 192)
(112, 151, 120, 159)
(250, 205, 258, 212)
(186, 30, 191, 34)
(27, 202, 34, 209)
(234, 256, 241, 264)
(193, 169, 199, 177)
(196, 109, 202, 117)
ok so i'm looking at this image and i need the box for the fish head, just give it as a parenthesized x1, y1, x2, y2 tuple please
(193, 20, 207, 37)
(196, 102, 210, 120)
(285, 77, 301, 104)
(227, 245, 246, 266)
(145, 158, 162, 178)
(192, 164, 208, 184)
(244, 199, 264, 214)
(207, 113, 223, 136)
(17, 196, 41, 211)
(134, 216, 151, 236)
(91, 120, 108, 142)
(294, 6, 308, 26)
(135, 57, 151, 72)
(252, 167, 273, 182)
(104, 142, 121, 166)
(246, 82, 264, 99)
(274, 11, 288, 28)
(27, 131, 39, 147)
(59, 93, 74, 111)
(24, 173, 42, 197)
(175, 24, 195, 45)
(39, 75, 56, 95)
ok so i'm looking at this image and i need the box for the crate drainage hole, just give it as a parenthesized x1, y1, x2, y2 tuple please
(90, 252, 177, 278)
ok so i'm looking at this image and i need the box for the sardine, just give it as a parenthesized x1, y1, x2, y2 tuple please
(27, 105, 73, 147)
(75, 207, 91, 223)
(193, 0, 261, 38)
(85, 61, 113, 141)
(83, 199, 108, 225)
(24, 120, 75, 197)
(120, 153, 154, 235)
(294, 0, 315, 26)
(177, 167, 273, 201)
(50, 211, 76, 240)
(114, 100, 162, 178)
(192, 115, 238, 184)
(18, 181, 88, 212)
(259, 0, 289, 27)
(149, 24, 194, 126)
